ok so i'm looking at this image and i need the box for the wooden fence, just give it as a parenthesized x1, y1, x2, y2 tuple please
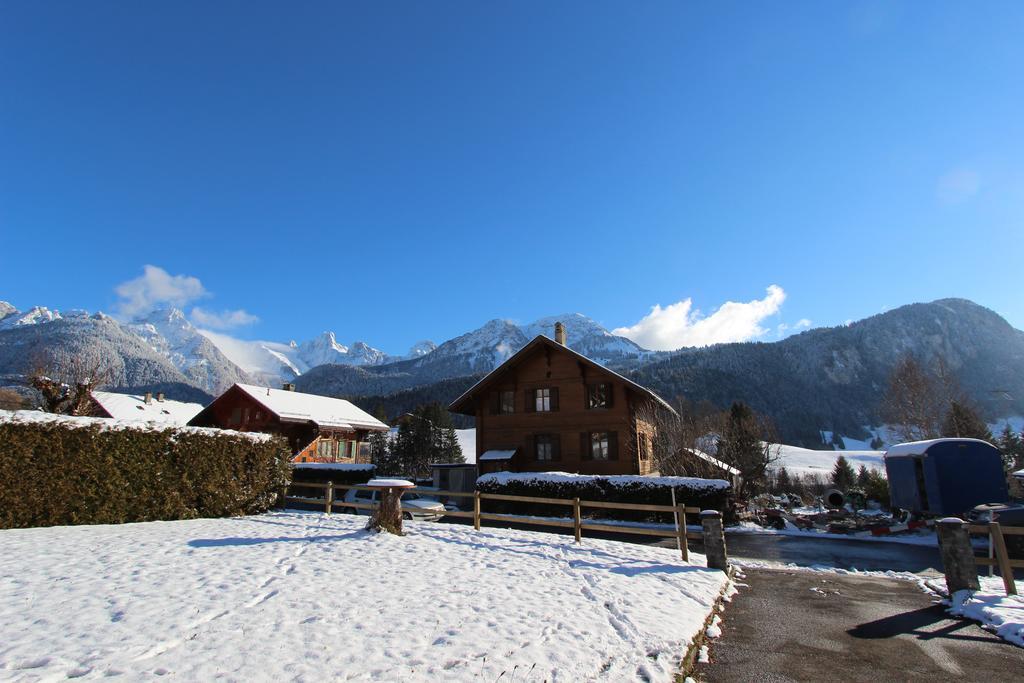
(968, 522, 1024, 596)
(283, 481, 705, 560)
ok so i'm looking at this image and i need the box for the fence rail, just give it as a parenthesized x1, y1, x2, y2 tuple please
(282, 481, 711, 560)
(967, 522, 1023, 596)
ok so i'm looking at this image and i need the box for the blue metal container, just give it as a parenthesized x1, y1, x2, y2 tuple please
(884, 438, 1008, 516)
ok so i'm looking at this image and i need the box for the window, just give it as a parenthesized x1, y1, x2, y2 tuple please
(535, 434, 554, 461)
(587, 383, 610, 409)
(318, 438, 337, 460)
(355, 489, 374, 501)
(535, 388, 551, 412)
(499, 390, 515, 414)
(591, 432, 610, 460)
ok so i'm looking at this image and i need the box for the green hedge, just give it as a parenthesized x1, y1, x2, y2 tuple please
(0, 416, 292, 529)
(475, 472, 734, 524)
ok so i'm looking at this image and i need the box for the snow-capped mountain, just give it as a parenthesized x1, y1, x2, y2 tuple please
(0, 305, 63, 330)
(296, 332, 391, 368)
(406, 340, 437, 358)
(520, 313, 648, 363)
(126, 308, 252, 393)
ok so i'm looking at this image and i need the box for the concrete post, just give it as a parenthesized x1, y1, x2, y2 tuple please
(937, 517, 980, 594)
(701, 510, 728, 571)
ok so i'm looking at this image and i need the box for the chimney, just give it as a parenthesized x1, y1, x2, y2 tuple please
(282, 382, 296, 392)
(554, 321, 567, 346)
(156, 392, 165, 402)
(144, 392, 152, 404)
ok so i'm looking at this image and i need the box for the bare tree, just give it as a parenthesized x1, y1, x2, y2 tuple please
(28, 350, 112, 415)
(882, 355, 965, 442)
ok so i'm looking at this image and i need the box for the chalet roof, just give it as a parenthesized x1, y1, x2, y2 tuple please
(91, 391, 203, 427)
(234, 383, 388, 432)
(448, 335, 676, 416)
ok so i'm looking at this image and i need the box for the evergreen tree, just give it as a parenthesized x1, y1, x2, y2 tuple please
(367, 428, 391, 469)
(716, 402, 778, 497)
(831, 455, 856, 490)
(856, 464, 870, 489)
(941, 401, 993, 441)
(863, 470, 890, 506)
(869, 435, 885, 450)
(996, 425, 1024, 473)
(775, 466, 791, 492)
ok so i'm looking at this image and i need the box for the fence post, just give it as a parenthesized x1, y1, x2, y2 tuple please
(573, 497, 582, 543)
(989, 522, 1017, 596)
(473, 491, 481, 531)
(278, 484, 288, 510)
(937, 518, 980, 594)
(701, 510, 727, 570)
(676, 505, 689, 561)
(324, 481, 333, 514)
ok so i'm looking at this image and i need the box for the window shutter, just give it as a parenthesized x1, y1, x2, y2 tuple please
(580, 432, 591, 460)
(524, 389, 534, 413)
(489, 393, 500, 415)
(605, 383, 614, 408)
(525, 434, 534, 460)
(608, 431, 619, 460)
(552, 434, 562, 461)
(549, 387, 559, 411)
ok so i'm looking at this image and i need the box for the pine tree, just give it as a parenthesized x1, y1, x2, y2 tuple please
(996, 424, 1024, 473)
(863, 470, 890, 505)
(775, 467, 791, 492)
(831, 455, 856, 490)
(856, 464, 870, 489)
(941, 401, 992, 441)
(715, 402, 777, 496)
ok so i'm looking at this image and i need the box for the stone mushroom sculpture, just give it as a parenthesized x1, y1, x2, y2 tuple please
(364, 478, 416, 535)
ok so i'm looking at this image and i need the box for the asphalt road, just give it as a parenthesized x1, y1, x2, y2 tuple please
(693, 568, 1022, 682)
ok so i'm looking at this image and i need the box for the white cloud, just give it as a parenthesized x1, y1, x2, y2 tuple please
(937, 168, 981, 204)
(613, 285, 787, 351)
(190, 307, 259, 330)
(114, 265, 208, 317)
(795, 318, 812, 329)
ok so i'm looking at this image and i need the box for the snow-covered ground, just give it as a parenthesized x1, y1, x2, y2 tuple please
(925, 577, 1024, 648)
(0, 511, 729, 681)
(728, 521, 940, 547)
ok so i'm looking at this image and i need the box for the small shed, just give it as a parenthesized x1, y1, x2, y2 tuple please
(430, 463, 477, 495)
(884, 438, 1008, 516)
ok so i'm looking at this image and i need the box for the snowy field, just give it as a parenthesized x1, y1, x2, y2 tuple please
(0, 511, 729, 681)
(771, 444, 885, 478)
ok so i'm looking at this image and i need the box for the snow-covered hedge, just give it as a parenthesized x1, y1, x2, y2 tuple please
(476, 471, 733, 523)
(0, 410, 291, 529)
(290, 462, 376, 486)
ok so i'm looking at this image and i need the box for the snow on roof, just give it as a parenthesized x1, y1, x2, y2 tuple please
(479, 449, 516, 461)
(689, 448, 741, 476)
(884, 438, 996, 458)
(0, 408, 272, 441)
(234, 383, 388, 432)
(477, 470, 731, 491)
(91, 391, 203, 427)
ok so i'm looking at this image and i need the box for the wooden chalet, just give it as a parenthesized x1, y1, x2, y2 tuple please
(188, 383, 389, 463)
(449, 323, 675, 476)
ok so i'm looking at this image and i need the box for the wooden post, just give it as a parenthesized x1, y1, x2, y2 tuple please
(573, 497, 582, 543)
(324, 481, 333, 515)
(990, 522, 1018, 596)
(367, 487, 404, 535)
(676, 504, 689, 561)
(278, 484, 288, 510)
(473, 491, 481, 530)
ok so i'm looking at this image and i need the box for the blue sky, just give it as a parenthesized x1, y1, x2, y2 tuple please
(2, 2, 1022, 353)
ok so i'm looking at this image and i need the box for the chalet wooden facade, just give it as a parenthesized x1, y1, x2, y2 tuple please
(188, 383, 388, 463)
(449, 324, 675, 476)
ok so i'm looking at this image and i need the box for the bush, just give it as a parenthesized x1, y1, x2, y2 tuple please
(0, 412, 291, 529)
(476, 472, 734, 524)
(289, 463, 376, 489)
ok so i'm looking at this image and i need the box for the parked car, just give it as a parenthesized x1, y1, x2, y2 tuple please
(969, 502, 1024, 558)
(341, 488, 446, 522)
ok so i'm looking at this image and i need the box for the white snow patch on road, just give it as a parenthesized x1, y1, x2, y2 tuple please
(0, 511, 728, 681)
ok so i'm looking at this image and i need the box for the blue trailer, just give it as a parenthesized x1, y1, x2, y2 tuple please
(884, 438, 1008, 517)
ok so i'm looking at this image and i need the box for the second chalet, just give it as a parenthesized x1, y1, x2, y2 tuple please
(449, 323, 675, 476)
(188, 383, 389, 463)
